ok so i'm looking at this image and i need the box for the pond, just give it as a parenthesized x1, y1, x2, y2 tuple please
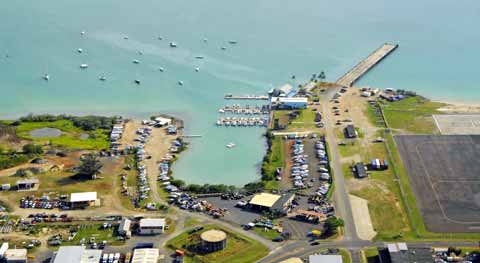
(29, 128, 62, 138)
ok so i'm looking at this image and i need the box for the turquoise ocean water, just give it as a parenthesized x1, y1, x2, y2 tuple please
(1, 0, 479, 185)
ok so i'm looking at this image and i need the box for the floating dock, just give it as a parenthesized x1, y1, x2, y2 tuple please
(336, 43, 398, 87)
(218, 104, 269, 115)
(224, 94, 269, 100)
(216, 117, 269, 127)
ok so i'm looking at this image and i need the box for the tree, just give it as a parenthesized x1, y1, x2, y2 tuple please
(22, 144, 43, 155)
(170, 179, 186, 188)
(323, 216, 344, 237)
(77, 153, 102, 179)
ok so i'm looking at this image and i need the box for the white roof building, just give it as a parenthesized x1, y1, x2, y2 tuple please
(154, 117, 172, 126)
(4, 249, 27, 263)
(139, 218, 166, 228)
(69, 192, 97, 203)
(131, 248, 159, 263)
(50, 246, 102, 263)
(309, 254, 343, 263)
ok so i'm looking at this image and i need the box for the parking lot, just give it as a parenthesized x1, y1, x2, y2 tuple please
(433, 114, 480, 134)
(395, 135, 480, 232)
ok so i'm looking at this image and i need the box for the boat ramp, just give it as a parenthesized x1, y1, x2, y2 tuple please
(336, 43, 398, 87)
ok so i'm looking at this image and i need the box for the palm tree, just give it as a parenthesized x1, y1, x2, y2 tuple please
(318, 71, 326, 82)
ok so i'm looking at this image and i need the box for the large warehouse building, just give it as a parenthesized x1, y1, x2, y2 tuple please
(249, 192, 295, 215)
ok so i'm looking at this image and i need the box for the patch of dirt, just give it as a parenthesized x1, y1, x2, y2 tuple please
(346, 178, 389, 194)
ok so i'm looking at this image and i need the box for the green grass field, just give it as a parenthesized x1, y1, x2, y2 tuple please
(15, 120, 110, 150)
(262, 136, 285, 190)
(166, 224, 269, 263)
(380, 96, 445, 134)
(252, 227, 281, 241)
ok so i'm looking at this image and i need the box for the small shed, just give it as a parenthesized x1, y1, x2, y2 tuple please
(344, 125, 357, 139)
(16, 178, 39, 191)
(154, 117, 172, 127)
(118, 218, 132, 238)
(249, 193, 281, 211)
(68, 192, 97, 209)
(353, 163, 367, 178)
(138, 218, 166, 235)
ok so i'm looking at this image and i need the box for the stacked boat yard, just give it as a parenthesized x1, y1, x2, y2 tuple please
(135, 126, 153, 201)
(158, 139, 184, 186)
(109, 122, 125, 154)
(216, 116, 269, 127)
(218, 104, 269, 115)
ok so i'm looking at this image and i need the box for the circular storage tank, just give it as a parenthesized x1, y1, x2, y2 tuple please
(200, 229, 227, 252)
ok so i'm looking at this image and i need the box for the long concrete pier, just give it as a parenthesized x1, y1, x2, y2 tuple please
(336, 43, 398, 87)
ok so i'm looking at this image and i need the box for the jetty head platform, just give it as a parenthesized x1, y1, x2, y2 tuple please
(336, 43, 398, 87)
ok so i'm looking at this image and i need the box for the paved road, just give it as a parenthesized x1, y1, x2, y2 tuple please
(321, 86, 359, 242)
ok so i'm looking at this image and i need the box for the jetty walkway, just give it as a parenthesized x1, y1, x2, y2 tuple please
(336, 43, 398, 87)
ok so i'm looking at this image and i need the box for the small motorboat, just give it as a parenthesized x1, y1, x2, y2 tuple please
(170, 42, 177, 47)
(43, 74, 50, 81)
(195, 56, 204, 59)
(80, 64, 88, 69)
(228, 40, 237, 44)
(158, 36, 163, 40)
(80, 31, 86, 36)
(221, 47, 227, 50)
(134, 79, 141, 85)
(77, 48, 83, 53)
(203, 38, 208, 42)
(158, 67, 164, 72)
(132, 59, 140, 64)
(123, 35, 129, 40)
(178, 80, 184, 86)
(99, 75, 106, 81)
(218, 109, 225, 113)
(195, 67, 200, 72)
(226, 143, 236, 148)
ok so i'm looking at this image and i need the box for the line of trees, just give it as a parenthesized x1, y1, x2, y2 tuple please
(15, 114, 119, 131)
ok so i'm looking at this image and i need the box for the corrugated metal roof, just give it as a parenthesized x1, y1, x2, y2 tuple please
(69, 192, 97, 202)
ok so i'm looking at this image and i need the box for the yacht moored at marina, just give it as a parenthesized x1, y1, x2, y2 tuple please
(80, 64, 88, 69)
(43, 74, 49, 81)
(226, 143, 236, 148)
(170, 42, 177, 47)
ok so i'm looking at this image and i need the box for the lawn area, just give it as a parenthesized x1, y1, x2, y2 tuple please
(339, 249, 352, 263)
(252, 227, 281, 241)
(380, 96, 445, 134)
(348, 131, 411, 240)
(262, 136, 285, 183)
(62, 223, 123, 246)
(361, 247, 379, 263)
(15, 120, 110, 150)
(166, 224, 269, 263)
(288, 109, 316, 131)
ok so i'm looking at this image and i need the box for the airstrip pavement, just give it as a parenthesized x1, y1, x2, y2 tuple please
(395, 135, 480, 233)
(433, 114, 480, 135)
